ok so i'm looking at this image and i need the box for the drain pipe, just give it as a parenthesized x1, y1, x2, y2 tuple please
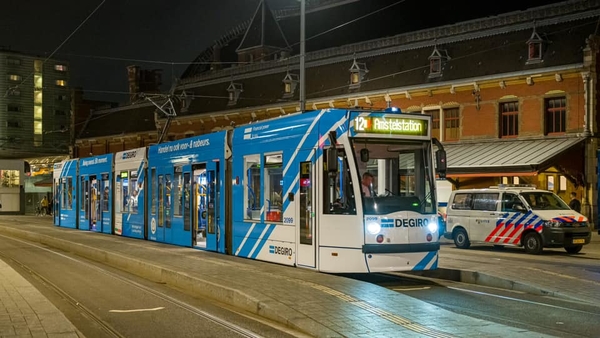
(581, 72, 592, 137)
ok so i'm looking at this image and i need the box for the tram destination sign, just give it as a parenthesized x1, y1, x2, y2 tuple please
(354, 116, 429, 136)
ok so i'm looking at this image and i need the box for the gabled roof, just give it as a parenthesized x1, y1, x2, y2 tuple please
(236, 0, 290, 53)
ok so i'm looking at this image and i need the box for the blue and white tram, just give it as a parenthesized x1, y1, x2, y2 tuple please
(53, 159, 79, 229)
(146, 132, 230, 250)
(78, 154, 113, 233)
(114, 148, 147, 239)
(229, 109, 446, 272)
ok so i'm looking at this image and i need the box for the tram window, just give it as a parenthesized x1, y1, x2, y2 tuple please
(244, 154, 261, 221)
(323, 148, 356, 215)
(264, 153, 283, 222)
(121, 171, 129, 212)
(61, 180, 67, 210)
(151, 168, 156, 215)
(101, 173, 109, 212)
(130, 171, 139, 214)
(173, 167, 182, 217)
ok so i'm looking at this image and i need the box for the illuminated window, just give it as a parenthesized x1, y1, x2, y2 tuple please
(55, 79, 67, 87)
(34, 60, 43, 72)
(547, 176, 555, 191)
(244, 154, 261, 221)
(34, 91, 43, 104)
(34, 106, 43, 119)
(227, 82, 243, 106)
(34, 75, 43, 88)
(0, 170, 20, 187)
(559, 176, 567, 191)
(282, 72, 298, 98)
(500, 101, 519, 137)
(8, 74, 21, 82)
(544, 97, 566, 134)
(54, 64, 68, 72)
(349, 58, 368, 89)
(34, 121, 43, 135)
(264, 153, 283, 223)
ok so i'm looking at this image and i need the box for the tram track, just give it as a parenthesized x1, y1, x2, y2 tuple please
(0, 235, 267, 338)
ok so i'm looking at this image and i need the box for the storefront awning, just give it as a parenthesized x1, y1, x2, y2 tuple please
(444, 137, 585, 177)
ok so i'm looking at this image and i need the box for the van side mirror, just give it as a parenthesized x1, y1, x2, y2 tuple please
(326, 147, 338, 173)
(436, 149, 447, 178)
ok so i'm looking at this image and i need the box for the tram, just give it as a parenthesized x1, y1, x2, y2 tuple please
(78, 154, 113, 233)
(53, 108, 446, 273)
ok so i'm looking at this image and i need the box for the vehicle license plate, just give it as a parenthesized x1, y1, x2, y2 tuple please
(573, 239, 585, 244)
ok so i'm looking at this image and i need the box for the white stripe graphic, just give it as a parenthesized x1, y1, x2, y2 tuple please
(236, 222, 257, 256)
(247, 223, 272, 258)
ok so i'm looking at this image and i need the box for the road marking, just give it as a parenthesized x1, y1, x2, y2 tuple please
(392, 286, 431, 291)
(447, 287, 599, 315)
(109, 307, 165, 313)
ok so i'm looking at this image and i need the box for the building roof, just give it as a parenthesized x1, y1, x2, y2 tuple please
(78, 103, 156, 139)
(444, 137, 585, 175)
(236, 0, 290, 53)
(176, 11, 597, 115)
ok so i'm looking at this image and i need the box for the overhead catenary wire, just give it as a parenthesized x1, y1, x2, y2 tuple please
(3, 0, 106, 98)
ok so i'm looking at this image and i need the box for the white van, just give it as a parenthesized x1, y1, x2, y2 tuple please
(445, 185, 592, 254)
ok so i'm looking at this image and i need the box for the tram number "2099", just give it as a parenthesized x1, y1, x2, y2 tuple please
(283, 217, 294, 224)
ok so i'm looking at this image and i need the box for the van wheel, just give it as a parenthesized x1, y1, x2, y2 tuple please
(523, 232, 543, 255)
(565, 245, 583, 254)
(453, 228, 470, 249)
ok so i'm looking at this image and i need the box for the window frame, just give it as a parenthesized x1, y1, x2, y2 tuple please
(544, 97, 566, 135)
(499, 101, 519, 138)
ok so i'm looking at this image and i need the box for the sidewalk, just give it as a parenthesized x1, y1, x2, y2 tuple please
(0, 216, 562, 338)
(0, 259, 82, 337)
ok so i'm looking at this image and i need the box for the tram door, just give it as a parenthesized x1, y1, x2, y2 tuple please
(154, 174, 165, 242)
(53, 179, 61, 225)
(192, 162, 221, 252)
(81, 175, 101, 231)
(297, 156, 316, 268)
(157, 172, 173, 243)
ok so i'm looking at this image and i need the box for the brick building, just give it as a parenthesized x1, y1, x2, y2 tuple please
(74, 0, 600, 225)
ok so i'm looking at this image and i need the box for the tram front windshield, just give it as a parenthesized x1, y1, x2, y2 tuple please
(352, 139, 436, 215)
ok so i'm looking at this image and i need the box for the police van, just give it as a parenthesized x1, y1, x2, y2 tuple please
(445, 185, 591, 254)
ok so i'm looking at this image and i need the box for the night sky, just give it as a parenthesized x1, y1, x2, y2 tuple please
(1, 0, 566, 103)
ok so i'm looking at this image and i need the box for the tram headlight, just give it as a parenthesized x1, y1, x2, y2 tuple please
(367, 222, 381, 235)
(427, 220, 438, 233)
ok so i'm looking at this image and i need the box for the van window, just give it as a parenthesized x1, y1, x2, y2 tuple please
(501, 193, 521, 212)
(472, 193, 499, 211)
(452, 193, 472, 210)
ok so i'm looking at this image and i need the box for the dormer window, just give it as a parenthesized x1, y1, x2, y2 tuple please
(526, 24, 544, 64)
(349, 58, 368, 89)
(428, 44, 449, 79)
(227, 82, 243, 106)
(282, 72, 299, 99)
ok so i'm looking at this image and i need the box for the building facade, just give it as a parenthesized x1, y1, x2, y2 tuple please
(73, 0, 600, 226)
(1, 49, 72, 213)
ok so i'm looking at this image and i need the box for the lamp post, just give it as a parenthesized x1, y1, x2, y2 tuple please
(299, 0, 306, 112)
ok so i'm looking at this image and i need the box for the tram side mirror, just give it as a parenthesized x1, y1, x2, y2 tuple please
(436, 149, 447, 178)
(360, 148, 369, 162)
(326, 147, 339, 173)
